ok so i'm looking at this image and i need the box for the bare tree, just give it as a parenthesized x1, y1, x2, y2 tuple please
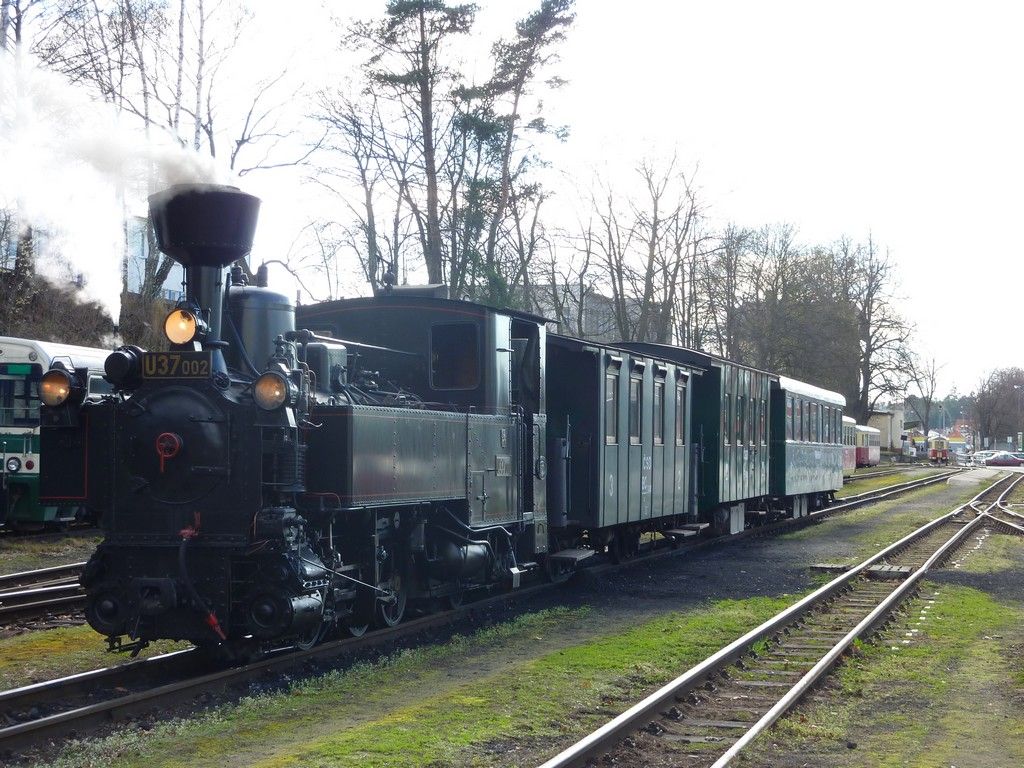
(906, 355, 941, 436)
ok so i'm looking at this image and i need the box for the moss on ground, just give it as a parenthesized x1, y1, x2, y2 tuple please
(0, 625, 185, 690)
(744, 577, 1024, 767)
(0, 535, 101, 575)
(35, 597, 793, 768)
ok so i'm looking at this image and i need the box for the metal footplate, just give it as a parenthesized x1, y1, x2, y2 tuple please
(665, 528, 699, 538)
(548, 548, 597, 564)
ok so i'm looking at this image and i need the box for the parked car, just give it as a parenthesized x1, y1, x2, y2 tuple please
(980, 451, 1024, 467)
(968, 450, 998, 466)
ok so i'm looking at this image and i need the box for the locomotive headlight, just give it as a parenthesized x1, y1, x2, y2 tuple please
(254, 371, 291, 410)
(40, 369, 74, 406)
(164, 308, 201, 345)
(5, 457, 20, 473)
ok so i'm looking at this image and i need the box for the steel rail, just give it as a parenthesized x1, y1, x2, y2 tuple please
(833, 468, 960, 505)
(709, 486, 1014, 766)
(0, 562, 85, 591)
(536, 473, 1009, 768)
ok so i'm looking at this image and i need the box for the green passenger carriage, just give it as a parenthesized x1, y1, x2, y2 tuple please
(0, 337, 108, 528)
(769, 375, 845, 516)
(544, 335, 698, 559)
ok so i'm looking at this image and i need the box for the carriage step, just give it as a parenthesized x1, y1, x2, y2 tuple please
(549, 548, 596, 563)
(665, 528, 698, 538)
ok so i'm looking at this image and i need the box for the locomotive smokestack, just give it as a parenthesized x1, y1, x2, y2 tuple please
(148, 184, 261, 372)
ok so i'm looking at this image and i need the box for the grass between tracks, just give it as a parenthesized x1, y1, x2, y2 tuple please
(783, 479, 984, 564)
(0, 535, 101, 576)
(36, 597, 794, 768)
(0, 625, 185, 689)
(741, 579, 1024, 767)
(835, 470, 924, 499)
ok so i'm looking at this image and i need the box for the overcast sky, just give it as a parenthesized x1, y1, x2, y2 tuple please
(239, 0, 1020, 394)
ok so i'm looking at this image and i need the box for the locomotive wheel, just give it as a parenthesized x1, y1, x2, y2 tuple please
(445, 589, 465, 609)
(295, 621, 327, 651)
(376, 572, 408, 627)
(347, 622, 369, 637)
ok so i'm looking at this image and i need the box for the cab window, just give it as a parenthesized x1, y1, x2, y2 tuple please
(430, 323, 479, 389)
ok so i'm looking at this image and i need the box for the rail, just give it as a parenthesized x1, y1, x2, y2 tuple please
(536, 473, 1013, 768)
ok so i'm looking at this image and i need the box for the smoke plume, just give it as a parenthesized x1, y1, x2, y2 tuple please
(0, 53, 230, 325)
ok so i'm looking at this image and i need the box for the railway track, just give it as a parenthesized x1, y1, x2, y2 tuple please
(536, 473, 1017, 768)
(0, 563, 86, 623)
(844, 467, 905, 481)
(0, 470, 960, 629)
(0, 467, 968, 755)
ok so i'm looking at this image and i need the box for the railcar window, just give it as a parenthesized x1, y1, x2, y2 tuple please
(0, 364, 41, 427)
(823, 407, 830, 442)
(760, 398, 767, 445)
(653, 380, 665, 445)
(786, 396, 794, 440)
(430, 323, 479, 389)
(605, 373, 618, 444)
(747, 395, 754, 445)
(675, 382, 686, 446)
(629, 377, 642, 444)
(723, 393, 731, 445)
(735, 394, 745, 445)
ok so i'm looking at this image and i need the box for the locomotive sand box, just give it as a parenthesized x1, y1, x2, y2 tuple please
(39, 184, 850, 654)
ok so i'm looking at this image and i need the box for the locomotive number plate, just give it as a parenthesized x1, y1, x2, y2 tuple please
(142, 351, 212, 379)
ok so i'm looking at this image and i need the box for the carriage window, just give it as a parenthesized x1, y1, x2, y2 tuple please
(605, 373, 618, 444)
(653, 381, 665, 445)
(675, 382, 686, 446)
(735, 394, 745, 445)
(748, 395, 755, 445)
(629, 377, 642, 444)
(760, 398, 767, 445)
(0, 363, 41, 427)
(786, 396, 793, 440)
(724, 393, 731, 445)
(824, 407, 831, 442)
(811, 402, 819, 442)
(430, 323, 479, 389)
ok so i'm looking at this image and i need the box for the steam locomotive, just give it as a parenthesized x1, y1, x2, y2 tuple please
(40, 184, 847, 653)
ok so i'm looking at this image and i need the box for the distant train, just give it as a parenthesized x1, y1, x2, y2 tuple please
(855, 424, 881, 468)
(0, 337, 108, 529)
(42, 184, 861, 653)
(928, 436, 949, 465)
(842, 415, 857, 479)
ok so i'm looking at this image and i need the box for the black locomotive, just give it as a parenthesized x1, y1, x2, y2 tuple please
(39, 184, 846, 653)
